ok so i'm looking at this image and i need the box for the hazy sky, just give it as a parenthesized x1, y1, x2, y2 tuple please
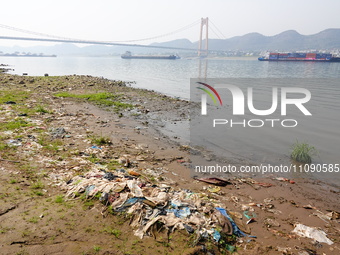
(0, 0, 339, 47)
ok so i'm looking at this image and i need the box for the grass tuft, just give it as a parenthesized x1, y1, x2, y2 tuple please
(91, 135, 112, 146)
(31, 181, 45, 189)
(93, 245, 101, 253)
(103, 227, 121, 238)
(55, 195, 64, 203)
(291, 141, 317, 163)
(35, 105, 51, 114)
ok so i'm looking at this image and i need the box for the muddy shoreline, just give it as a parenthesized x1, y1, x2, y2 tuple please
(0, 73, 339, 255)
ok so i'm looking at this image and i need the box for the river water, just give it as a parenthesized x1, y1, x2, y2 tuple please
(3, 56, 340, 98)
(2, 56, 340, 185)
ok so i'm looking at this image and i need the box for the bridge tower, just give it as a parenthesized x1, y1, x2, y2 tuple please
(198, 17, 208, 57)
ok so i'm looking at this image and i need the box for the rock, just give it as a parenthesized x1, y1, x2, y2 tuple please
(50, 127, 67, 138)
(264, 218, 280, 227)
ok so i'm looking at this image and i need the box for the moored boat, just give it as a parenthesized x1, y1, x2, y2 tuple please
(121, 51, 178, 60)
(258, 52, 340, 62)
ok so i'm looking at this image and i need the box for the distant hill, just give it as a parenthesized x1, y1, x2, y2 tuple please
(150, 39, 194, 49)
(158, 28, 340, 51)
(0, 29, 339, 56)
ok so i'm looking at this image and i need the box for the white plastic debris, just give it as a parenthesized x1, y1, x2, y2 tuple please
(127, 179, 144, 197)
(292, 223, 333, 245)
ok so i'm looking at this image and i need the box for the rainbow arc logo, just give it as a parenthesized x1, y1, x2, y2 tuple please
(196, 82, 223, 115)
(196, 82, 223, 106)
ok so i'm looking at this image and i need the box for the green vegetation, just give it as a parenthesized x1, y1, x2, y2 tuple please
(90, 135, 112, 146)
(93, 246, 101, 253)
(53, 195, 74, 209)
(82, 199, 95, 210)
(37, 135, 64, 153)
(103, 227, 121, 238)
(54, 91, 133, 111)
(35, 105, 51, 114)
(27, 217, 39, 224)
(0, 90, 38, 116)
(33, 190, 44, 196)
(0, 118, 30, 131)
(31, 181, 45, 190)
(87, 154, 101, 164)
(0, 140, 7, 150)
(21, 230, 32, 238)
(0, 226, 10, 234)
(0, 90, 30, 104)
(55, 195, 64, 204)
(291, 141, 317, 163)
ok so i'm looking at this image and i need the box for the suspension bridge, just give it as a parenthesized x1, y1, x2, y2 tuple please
(0, 18, 225, 56)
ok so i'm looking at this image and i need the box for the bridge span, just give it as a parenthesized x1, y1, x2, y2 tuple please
(0, 18, 222, 55)
(0, 35, 202, 52)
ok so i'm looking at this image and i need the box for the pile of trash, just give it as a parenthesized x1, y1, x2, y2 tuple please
(63, 166, 256, 246)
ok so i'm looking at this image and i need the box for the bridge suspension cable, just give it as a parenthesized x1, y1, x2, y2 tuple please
(209, 19, 227, 40)
(0, 18, 227, 53)
(0, 23, 79, 42)
(108, 19, 201, 43)
(0, 19, 201, 44)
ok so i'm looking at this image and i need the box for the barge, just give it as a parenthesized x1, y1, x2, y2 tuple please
(258, 52, 340, 62)
(121, 51, 178, 60)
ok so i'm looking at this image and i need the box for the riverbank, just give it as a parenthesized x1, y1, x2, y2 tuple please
(0, 73, 339, 254)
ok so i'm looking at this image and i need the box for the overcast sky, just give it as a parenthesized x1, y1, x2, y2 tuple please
(0, 0, 339, 47)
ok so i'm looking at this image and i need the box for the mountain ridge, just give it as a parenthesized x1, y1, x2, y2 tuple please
(194, 29, 340, 51)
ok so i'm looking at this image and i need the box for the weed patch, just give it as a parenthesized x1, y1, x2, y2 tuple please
(35, 105, 51, 114)
(31, 181, 45, 189)
(93, 245, 101, 253)
(0, 90, 30, 104)
(102, 226, 122, 238)
(55, 92, 133, 111)
(27, 217, 39, 224)
(291, 141, 317, 163)
(90, 135, 112, 146)
(0, 119, 30, 131)
(55, 195, 64, 203)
